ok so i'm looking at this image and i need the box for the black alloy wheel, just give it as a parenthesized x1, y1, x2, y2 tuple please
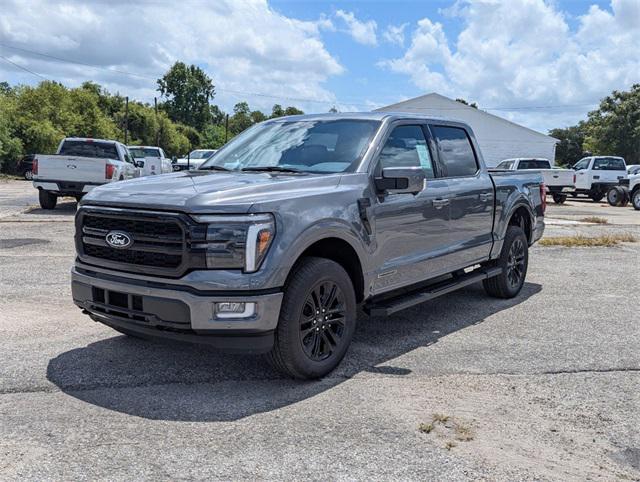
(506, 237, 526, 290)
(299, 281, 346, 361)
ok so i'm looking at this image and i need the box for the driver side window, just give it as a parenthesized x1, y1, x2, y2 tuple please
(377, 125, 435, 179)
(574, 158, 590, 170)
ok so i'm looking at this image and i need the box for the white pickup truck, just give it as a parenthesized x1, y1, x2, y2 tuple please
(128, 145, 172, 176)
(172, 149, 217, 171)
(494, 158, 574, 204)
(33, 137, 138, 210)
(571, 156, 628, 202)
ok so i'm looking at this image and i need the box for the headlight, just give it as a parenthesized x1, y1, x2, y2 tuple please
(191, 214, 275, 273)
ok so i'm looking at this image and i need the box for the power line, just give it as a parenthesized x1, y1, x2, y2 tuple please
(0, 42, 601, 112)
(0, 54, 47, 80)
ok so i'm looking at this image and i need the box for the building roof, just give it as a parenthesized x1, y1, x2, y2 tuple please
(376, 93, 558, 143)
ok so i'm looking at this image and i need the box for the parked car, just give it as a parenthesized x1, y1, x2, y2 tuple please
(33, 137, 139, 210)
(494, 158, 574, 203)
(128, 146, 172, 176)
(71, 113, 545, 379)
(172, 149, 217, 171)
(571, 156, 628, 202)
(626, 164, 640, 176)
(15, 154, 36, 180)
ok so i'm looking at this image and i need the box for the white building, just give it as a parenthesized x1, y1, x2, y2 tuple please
(376, 93, 558, 167)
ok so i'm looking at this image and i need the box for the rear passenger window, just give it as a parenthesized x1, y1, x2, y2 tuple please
(432, 126, 478, 177)
(378, 125, 435, 179)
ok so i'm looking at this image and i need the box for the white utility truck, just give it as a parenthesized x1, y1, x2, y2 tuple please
(128, 146, 172, 176)
(33, 138, 138, 209)
(494, 158, 574, 204)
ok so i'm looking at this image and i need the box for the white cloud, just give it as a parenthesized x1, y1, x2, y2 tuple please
(382, 23, 408, 47)
(379, 0, 640, 130)
(0, 0, 344, 112)
(335, 10, 378, 46)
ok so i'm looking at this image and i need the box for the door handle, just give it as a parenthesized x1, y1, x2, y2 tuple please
(432, 198, 450, 209)
(479, 193, 493, 202)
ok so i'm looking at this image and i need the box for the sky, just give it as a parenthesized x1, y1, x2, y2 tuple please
(0, 0, 638, 133)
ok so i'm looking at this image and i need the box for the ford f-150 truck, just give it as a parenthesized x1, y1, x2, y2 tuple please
(71, 113, 545, 379)
(33, 138, 139, 209)
(494, 158, 574, 204)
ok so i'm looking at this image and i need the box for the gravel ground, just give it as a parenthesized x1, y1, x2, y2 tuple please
(0, 180, 639, 480)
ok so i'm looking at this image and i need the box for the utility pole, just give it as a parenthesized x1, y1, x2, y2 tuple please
(224, 114, 229, 143)
(154, 97, 159, 146)
(124, 96, 129, 144)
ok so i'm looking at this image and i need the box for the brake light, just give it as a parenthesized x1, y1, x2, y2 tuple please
(105, 163, 116, 179)
(540, 183, 546, 214)
(32, 158, 38, 176)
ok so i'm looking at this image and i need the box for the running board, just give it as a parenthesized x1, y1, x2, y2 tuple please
(364, 266, 502, 317)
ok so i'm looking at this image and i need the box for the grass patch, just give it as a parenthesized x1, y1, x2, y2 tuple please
(0, 173, 22, 182)
(580, 216, 609, 224)
(418, 422, 434, 434)
(454, 423, 474, 442)
(445, 441, 457, 450)
(432, 413, 450, 423)
(539, 234, 636, 247)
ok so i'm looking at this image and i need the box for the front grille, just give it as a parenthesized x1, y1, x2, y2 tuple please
(76, 208, 204, 277)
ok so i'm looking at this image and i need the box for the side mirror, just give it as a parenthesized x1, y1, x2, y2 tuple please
(171, 156, 177, 163)
(135, 160, 145, 168)
(375, 167, 425, 195)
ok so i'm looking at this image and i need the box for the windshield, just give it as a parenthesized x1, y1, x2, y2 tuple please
(593, 157, 626, 171)
(130, 147, 161, 158)
(189, 150, 215, 159)
(200, 119, 380, 173)
(59, 140, 118, 160)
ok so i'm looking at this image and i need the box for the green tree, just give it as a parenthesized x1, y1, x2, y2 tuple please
(456, 98, 478, 109)
(549, 124, 587, 167)
(582, 84, 640, 164)
(271, 104, 285, 118)
(229, 102, 253, 135)
(157, 61, 215, 130)
(284, 106, 304, 116)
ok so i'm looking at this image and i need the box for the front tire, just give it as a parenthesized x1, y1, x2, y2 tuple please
(590, 192, 604, 202)
(267, 257, 357, 379)
(483, 226, 528, 299)
(38, 190, 57, 210)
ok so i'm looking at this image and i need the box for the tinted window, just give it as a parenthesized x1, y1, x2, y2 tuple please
(59, 140, 119, 160)
(593, 157, 626, 171)
(432, 126, 478, 177)
(518, 159, 551, 169)
(378, 125, 435, 179)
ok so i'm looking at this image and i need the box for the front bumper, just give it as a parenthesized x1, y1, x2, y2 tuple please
(71, 266, 283, 353)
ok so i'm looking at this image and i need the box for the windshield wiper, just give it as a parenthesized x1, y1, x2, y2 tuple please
(241, 166, 302, 174)
(198, 165, 231, 171)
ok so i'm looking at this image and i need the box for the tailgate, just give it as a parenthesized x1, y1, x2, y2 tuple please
(541, 169, 573, 186)
(36, 155, 107, 183)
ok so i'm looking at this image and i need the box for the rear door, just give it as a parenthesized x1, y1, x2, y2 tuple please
(430, 125, 494, 268)
(370, 123, 451, 293)
(591, 157, 627, 184)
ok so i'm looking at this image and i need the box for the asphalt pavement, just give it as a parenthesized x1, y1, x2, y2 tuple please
(1, 180, 639, 480)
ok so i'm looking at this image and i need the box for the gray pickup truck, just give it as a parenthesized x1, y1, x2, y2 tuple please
(72, 113, 545, 379)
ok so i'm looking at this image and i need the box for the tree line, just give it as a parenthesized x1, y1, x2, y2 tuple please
(549, 84, 640, 167)
(0, 61, 304, 172)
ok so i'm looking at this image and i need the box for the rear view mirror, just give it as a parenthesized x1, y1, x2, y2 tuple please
(375, 167, 425, 195)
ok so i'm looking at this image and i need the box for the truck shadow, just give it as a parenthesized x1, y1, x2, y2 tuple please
(25, 200, 78, 216)
(46, 282, 541, 422)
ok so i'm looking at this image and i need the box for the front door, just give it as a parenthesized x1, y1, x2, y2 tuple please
(573, 157, 592, 190)
(370, 124, 450, 294)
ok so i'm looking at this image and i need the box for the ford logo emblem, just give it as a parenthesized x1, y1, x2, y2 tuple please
(105, 231, 133, 249)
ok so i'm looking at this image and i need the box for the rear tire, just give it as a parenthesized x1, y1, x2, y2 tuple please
(38, 190, 57, 210)
(267, 257, 357, 379)
(552, 193, 567, 204)
(590, 192, 604, 202)
(483, 226, 528, 299)
(23, 169, 33, 180)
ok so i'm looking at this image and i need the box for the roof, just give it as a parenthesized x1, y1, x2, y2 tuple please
(376, 93, 558, 143)
(64, 137, 122, 144)
(266, 111, 472, 127)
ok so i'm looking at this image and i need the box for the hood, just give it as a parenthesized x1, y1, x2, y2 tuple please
(82, 170, 343, 213)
